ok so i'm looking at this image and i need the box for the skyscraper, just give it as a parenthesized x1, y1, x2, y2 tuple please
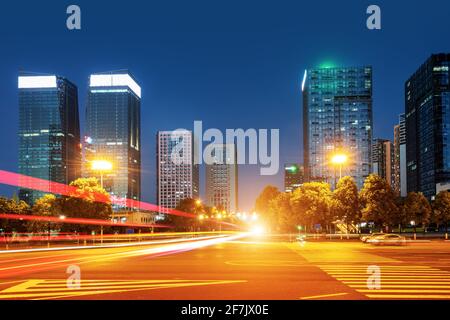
(205, 144, 238, 213)
(284, 164, 304, 193)
(157, 130, 199, 210)
(303, 66, 373, 188)
(405, 54, 450, 199)
(85, 71, 141, 209)
(394, 114, 407, 196)
(372, 139, 394, 187)
(18, 74, 81, 204)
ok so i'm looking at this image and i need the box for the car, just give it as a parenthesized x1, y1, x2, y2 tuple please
(361, 233, 384, 243)
(367, 234, 406, 246)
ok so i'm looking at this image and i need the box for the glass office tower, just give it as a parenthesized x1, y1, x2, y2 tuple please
(405, 53, 450, 199)
(85, 71, 141, 209)
(303, 66, 373, 189)
(18, 74, 81, 205)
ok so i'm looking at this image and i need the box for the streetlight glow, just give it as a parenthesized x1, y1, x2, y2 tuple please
(331, 154, 348, 165)
(91, 160, 113, 171)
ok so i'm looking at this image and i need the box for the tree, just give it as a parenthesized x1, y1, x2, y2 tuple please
(290, 182, 333, 233)
(27, 194, 62, 234)
(360, 174, 398, 231)
(0, 196, 30, 233)
(169, 198, 203, 232)
(333, 176, 361, 233)
(402, 192, 432, 233)
(255, 185, 281, 232)
(59, 177, 112, 233)
(432, 191, 450, 233)
(269, 192, 295, 233)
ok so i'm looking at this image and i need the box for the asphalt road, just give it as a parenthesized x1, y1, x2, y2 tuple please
(1, 234, 450, 300)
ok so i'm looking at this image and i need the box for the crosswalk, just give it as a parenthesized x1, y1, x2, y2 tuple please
(319, 265, 450, 299)
(0, 279, 246, 300)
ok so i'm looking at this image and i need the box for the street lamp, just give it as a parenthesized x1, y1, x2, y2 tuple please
(331, 153, 348, 181)
(91, 160, 113, 188)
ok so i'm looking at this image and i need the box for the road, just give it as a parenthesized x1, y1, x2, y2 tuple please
(1, 233, 450, 300)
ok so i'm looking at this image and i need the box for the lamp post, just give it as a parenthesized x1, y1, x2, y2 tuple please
(331, 153, 348, 185)
(91, 160, 112, 244)
(91, 160, 113, 188)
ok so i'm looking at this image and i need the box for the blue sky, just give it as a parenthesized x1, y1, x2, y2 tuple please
(0, 0, 449, 210)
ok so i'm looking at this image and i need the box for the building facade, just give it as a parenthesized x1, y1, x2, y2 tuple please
(284, 164, 304, 193)
(303, 66, 373, 188)
(156, 130, 199, 211)
(205, 144, 238, 213)
(394, 114, 407, 196)
(372, 139, 394, 187)
(405, 54, 450, 199)
(18, 74, 81, 205)
(84, 71, 141, 209)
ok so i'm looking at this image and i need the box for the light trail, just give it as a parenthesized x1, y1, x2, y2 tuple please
(0, 213, 169, 230)
(0, 169, 238, 228)
(0, 232, 239, 255)
(0, 233, 247, 278)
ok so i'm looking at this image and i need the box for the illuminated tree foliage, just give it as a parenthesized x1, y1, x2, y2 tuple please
(359, 174, 398, 230)
(27, 194, 62, 233)
(402, 192, 432, 232)
(432, 191, 450, 231)
(332, 176, 361, 232)
(255, 185, 281, 231)
(290, 182, 333, 233)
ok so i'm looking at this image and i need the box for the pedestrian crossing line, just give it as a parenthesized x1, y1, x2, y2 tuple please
(318, 264, 450, 299)
(0, 279, 247, 300)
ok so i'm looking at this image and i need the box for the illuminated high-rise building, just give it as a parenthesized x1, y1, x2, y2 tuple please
(284, 164, 304, 193)
(394, 114, 407, 196)
(372, 139, 394, 187)
(156, 130, 199, 210)
(205, 144, 238, 213)
(85, 71, 141, 209)
(18, 74, 81, 205)
(406, 54, 450, 199)
(302, 66, 373, 188)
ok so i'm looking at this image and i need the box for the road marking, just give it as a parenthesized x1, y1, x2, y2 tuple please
(300, 292, 349, 300)
(319, 264, 450, 300)
(0, 279, 247, 300)
(225, 260, 309, 267)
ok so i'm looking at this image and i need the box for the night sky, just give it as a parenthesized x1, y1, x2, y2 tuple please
(1, 0, 449, 210)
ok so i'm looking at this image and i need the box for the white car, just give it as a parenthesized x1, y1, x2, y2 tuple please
(361, 233, 384, 243)
(367, 234, 406, 246)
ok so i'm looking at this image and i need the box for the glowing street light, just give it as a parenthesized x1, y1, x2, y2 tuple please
(91, 160, 113, 188)
(331, 153, 348, 180)
(195, 199, 202, 206)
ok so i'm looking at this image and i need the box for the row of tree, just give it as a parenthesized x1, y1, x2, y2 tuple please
(255, 174, 450, 233)
(0, 178, 112, 234)
(169, 198, 236, 232)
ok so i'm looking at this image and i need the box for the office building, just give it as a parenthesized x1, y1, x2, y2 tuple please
(85, 71, 141, 208)
(205, 144, 238, 213)
(284, 164, 304, 193)
(303, 66, 373, 188)
(156, 130, 199, 210)
(18, 74, 81, 204)
(405, 54, 450, 199)
(372, 139, 394, 187)
(394, 114, 407, 196)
